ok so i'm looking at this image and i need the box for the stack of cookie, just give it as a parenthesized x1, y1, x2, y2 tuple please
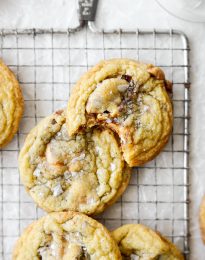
(1, 58, 184, 259)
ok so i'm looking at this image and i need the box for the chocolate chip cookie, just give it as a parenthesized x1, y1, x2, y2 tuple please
(67, 59, 172, 167)
(19, 109, 130, 214)
(13, 211, 122, 259)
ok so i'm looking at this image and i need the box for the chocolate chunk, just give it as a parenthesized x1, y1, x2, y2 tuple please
(78, 246, 90, 260)
(51, 119, 57, 125)
(103, 110, 109, 114)
(121, 75, 132, 82)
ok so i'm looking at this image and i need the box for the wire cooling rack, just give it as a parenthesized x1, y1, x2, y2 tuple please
(0, 26, 190, 259)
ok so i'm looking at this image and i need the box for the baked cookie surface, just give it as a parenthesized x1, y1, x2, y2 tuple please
(0, 59, 24, 147)
(112, 224, 184, 260)
(67, 59, 173, 167)
(199, 195, 205, 244)
(19, 109, 130, 214)
(13, 211, 122, 260)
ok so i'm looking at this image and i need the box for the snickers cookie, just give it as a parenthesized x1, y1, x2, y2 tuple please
(13, 211, 122, 259)
(112, 224, 184, 259)
(67, 59, 172, 167)
(0, 59, 24, 147)
(19, 110, 130, 214)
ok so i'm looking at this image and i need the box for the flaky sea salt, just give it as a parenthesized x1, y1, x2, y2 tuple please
(97, 168, 104, 175)
(110, 163, 116, 171)
(143, 105, 149, 112)
(65, 232, 83, 245)
(53, 183, 63, 197)
(64, 171, 72, 182)
(56, 131, 62, 137)
(106, 118, 112, 123)
(130, 254, 139, 260)
(95, 146, 103, 155)
(121, 137, 126, 144)
(87, 197, 96, 205)
(38, 247, 48, 258)
(118, 84, 129, 92)
(50, 242, 58, 257)
(33, 168, 41, 177)
(70, 153, 86, 163)
(39, 191, 44, 197)
(64, 171, 84, 183)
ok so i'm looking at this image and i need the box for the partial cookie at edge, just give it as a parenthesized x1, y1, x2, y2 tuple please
(112, 224, 184, 259)
(13, 211, 122, 260)
(0, 59, 24, 147)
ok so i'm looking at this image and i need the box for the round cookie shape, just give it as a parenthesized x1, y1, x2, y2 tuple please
(19, 110, 130, 214)
(0, 59, 24, 147)
(67, 59, 173, 167)
(199, 195, 205, 244)
(13, 211, 122, 260)
(112, 224, 184, 260)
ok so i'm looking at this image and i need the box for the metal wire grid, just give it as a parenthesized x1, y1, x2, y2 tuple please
(0, 27, 190, 259)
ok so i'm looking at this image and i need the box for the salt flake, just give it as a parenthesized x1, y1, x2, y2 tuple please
(130, 254, 139, 260)
(87, 197, 96, 205)
(106, 118, 112, 123)
(71, 153, 86, 163)
(96, 146, 103, 155)
(118, 84, 129, 92)
(110, 163, 116, 171)
(33, 168, 41, 177)
(53, 183, 63, 197)
(143, 105, 149, 112)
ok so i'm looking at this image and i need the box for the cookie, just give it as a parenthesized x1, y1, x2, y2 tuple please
(0, 59, 24, 147)
(13, 211, 122, 259)
(112, 224, 184, 259)
(67, 59, 173, 167)
(199, 195, 205, 244)
(19, 109, 130, 214)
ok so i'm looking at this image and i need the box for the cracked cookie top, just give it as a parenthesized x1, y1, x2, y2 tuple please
(67, 59, 172, 167)
(19, 110, 130, 214)
(13, 211, 122, 260)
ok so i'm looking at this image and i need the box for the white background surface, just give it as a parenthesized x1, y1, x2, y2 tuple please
(0, 0, 204, 259)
